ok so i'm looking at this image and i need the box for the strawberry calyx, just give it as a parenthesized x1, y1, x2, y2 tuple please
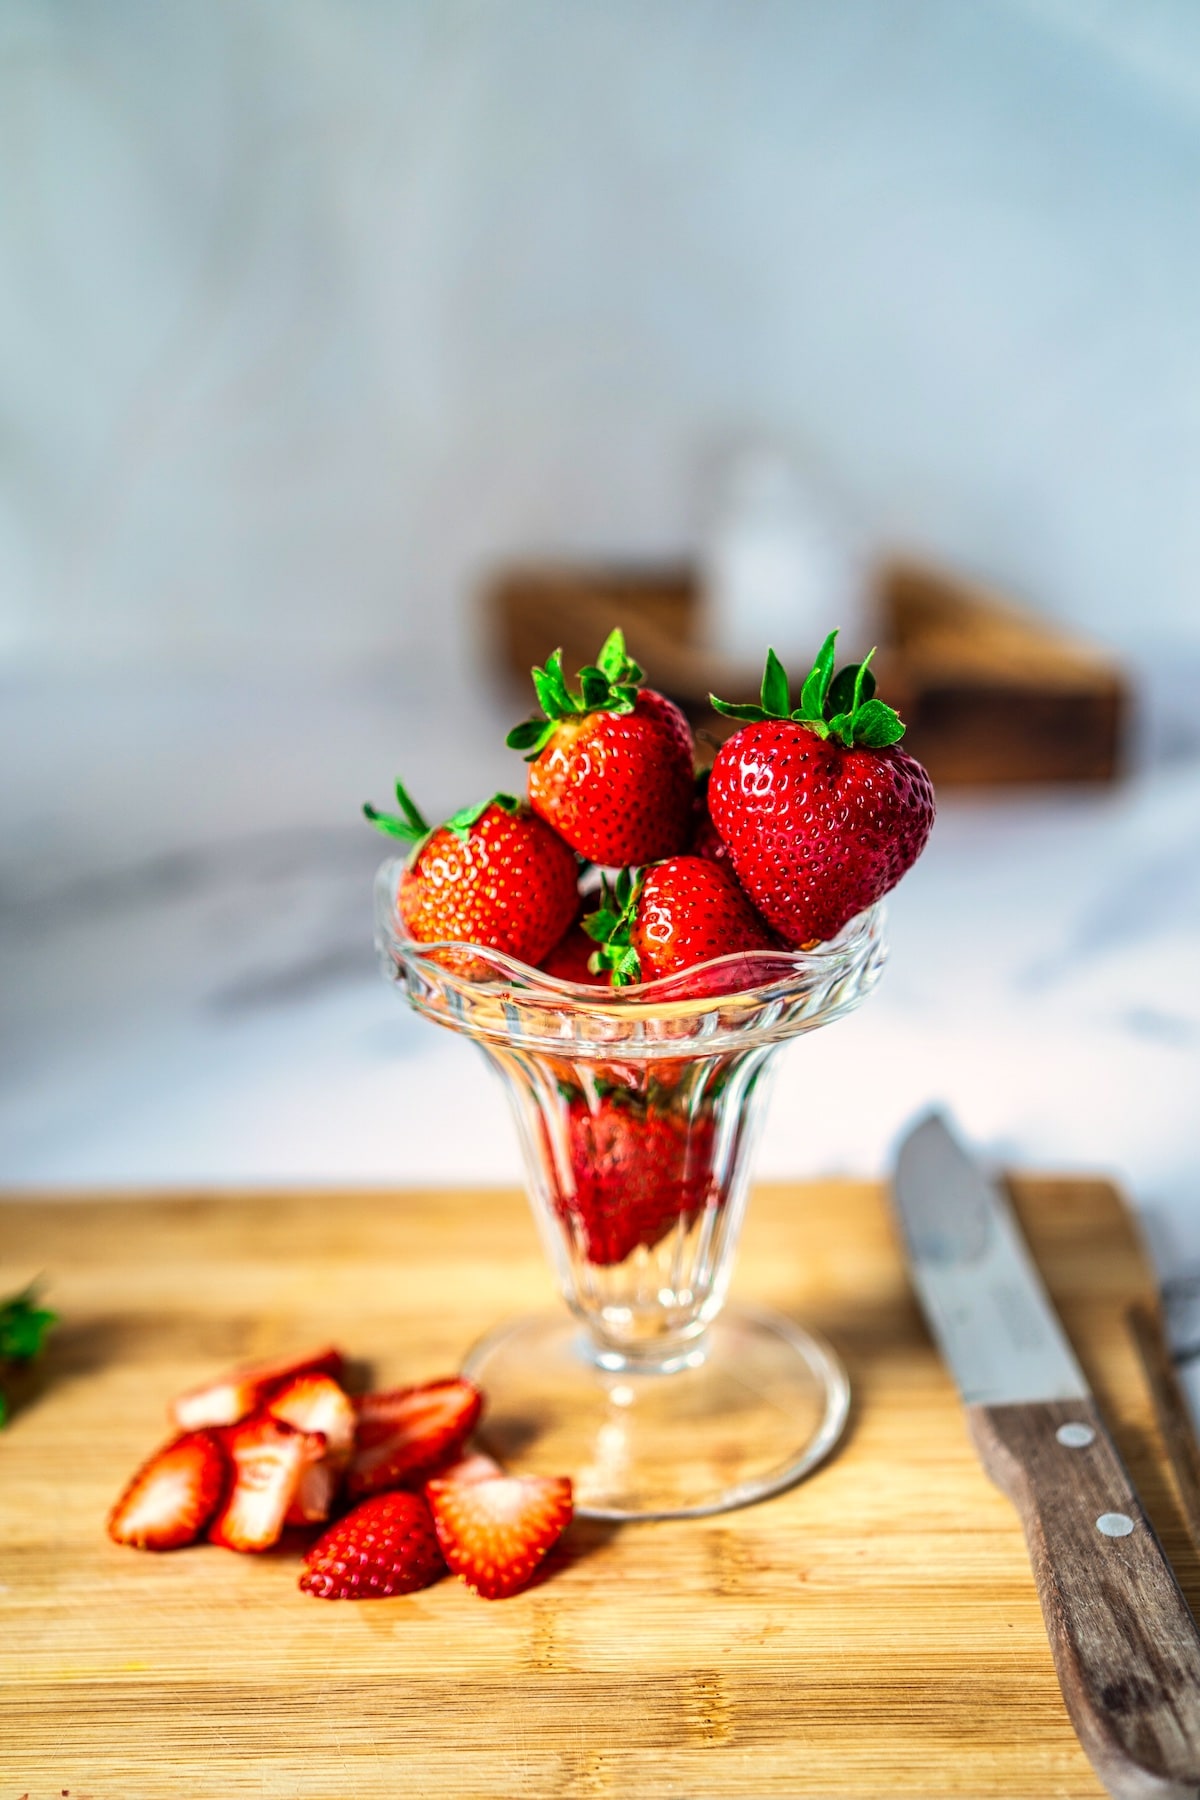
(710, 631, 906, 749)
(582, 868, 644, 987)
(506, 629, 644, 761)
(363, 779, 521, 853)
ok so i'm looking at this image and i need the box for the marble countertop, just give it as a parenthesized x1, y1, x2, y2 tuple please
(3, 667, 1200, 1377)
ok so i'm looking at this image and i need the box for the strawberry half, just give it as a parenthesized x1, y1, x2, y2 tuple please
(584, 857, 774, 989)
(348, 1376, 483, 1499)
(709, 636, 935, 947)
(364, 784, 579, 971)
(507, 629, 694, 866)
(108, 1431, 229, 1551)
(208, 1415, 325, 1552)
(300, 1491, 446, 1600)
(426, 1470, 574, 1600)
(171, 1344, 345, 1432)
(268, 1372, 357, 1526)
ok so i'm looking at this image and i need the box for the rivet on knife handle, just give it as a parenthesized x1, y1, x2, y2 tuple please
(970, 1395, 1200, 1800)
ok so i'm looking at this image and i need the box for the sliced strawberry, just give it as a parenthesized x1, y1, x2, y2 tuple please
(425, 1470, 573, 1600)
(171, 1344, 345, 1432)
(108, 1431, 228, 1551)
(208, 1415, 325, 1552)
(348, 1376, 482, 1499)
(266, 1372, 356, 1524)
(300, 1491, 446, 1600)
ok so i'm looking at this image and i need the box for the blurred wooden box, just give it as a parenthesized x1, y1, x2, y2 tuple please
(486, 558, 1129, 786)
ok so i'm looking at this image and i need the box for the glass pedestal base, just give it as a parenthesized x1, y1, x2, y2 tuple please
(461, 1305, 850, 1521)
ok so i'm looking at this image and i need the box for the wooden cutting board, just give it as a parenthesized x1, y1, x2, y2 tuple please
(1, 1177, 1195, 1800)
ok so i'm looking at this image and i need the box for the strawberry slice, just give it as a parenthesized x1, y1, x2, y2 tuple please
(348, 1376, 482, 1499)
(268, 1372, 357, 1525)
(425, 1470, 573, 1600)
(208, 1415, 325, 1552)
(108, 1431, 229, 1550)
(300, 1492, 446, 1600)
(171, 1345, 345, 1432)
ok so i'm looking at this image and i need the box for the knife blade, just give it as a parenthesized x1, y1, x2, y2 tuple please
(893, 1112, 1200, 1800)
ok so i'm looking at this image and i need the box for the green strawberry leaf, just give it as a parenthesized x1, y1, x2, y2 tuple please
(846, 697, 906, 747)
(362, 802, 424, 841)
(760, 648, 790, 718)
(0, 1284, 56, 1401)
(798, 630, 839, 721)
(709, 698, 768, 722)
(608, 946, 642, 987)
(505, 718, 550, 753)
(826, 659, 876, 718)
(579, 665, 611, 709)
(445, 792, 521, 840)
(393, 778, 429, 835)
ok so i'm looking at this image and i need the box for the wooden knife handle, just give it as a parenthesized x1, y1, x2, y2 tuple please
(969, 1396, 1200, 1800)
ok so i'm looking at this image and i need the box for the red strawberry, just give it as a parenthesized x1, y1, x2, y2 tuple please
(709, 636, 935, 946)
(208, 1414, 325, 1552)
(348, 1376, 483, 1499)
(300, 1491, 446, 1600)
(538, 923, 610, 987)
(268, 1372, 357, 1526)
(365, 784, 578, 970)
(584, 856, 774, 988)
(107, 1431, 228, 1550)
(553, 1091, 716, 1267)
(507, 630, 694, 865)
(426, 1470, 573, 1600)
(171, 1344, 345, 1432)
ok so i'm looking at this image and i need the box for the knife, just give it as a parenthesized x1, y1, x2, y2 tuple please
(893, 1111, 1200, 1800)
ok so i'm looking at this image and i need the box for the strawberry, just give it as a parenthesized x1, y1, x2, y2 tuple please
(553, 1090, 716, 1266)
(267, 1372, 357, 1526)
(171, 1344, 345, 1432)
(364, 783, 578, 970)
(300, 1491, 446, 1600)
(107, 1431, 228, 1550)
(208, 1414, 325, 1552)
(347, 1376, 483, 1499)
(426, 1469, 573, 1600)
(538, 923, 610, 987)
(584, 857, 774, 988)
(507, 629, 694, 866)
(709, 635, 935, 946)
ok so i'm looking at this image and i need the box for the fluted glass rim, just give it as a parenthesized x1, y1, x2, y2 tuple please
(374, 858, 887, 1054)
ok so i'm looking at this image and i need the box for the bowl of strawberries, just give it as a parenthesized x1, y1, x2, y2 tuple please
(367, 628, 934, 1520)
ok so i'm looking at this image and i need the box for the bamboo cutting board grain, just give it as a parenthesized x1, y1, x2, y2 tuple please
(0, 1178, 1194, 1800)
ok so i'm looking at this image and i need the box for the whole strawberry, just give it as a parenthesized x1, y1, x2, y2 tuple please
(709, 635, 935, 947)
(553, 1090, 716, 1266)
(507, 629, 694, 866)
(584, 857, 775, 987)
(364, 782, 578, 969)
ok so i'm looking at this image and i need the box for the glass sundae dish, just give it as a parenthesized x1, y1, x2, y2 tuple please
(375, 871, 887, 1520)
